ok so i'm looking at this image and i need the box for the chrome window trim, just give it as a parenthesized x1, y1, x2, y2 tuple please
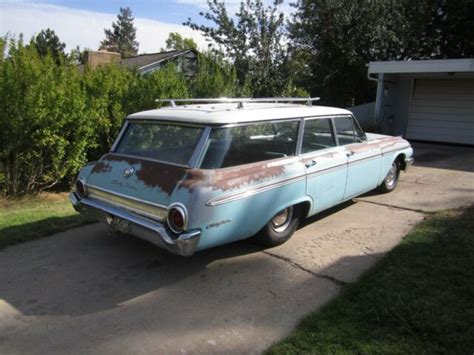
(301, 116, 338, 154)
(189, 126, 211, 168)
(109, 152, 191, 168)
(110, 120, 130, 153)
(196, 119, 301, 169)
(114, 120, 206, 167)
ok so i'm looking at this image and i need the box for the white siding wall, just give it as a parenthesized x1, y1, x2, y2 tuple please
(407, 78, 474, 145)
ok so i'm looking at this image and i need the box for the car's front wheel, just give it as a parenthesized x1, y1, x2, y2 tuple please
(378, 159, 401, 193)
(253, 206, 299, 246)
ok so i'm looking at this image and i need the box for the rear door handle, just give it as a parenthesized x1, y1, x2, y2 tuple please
(346, 150, 355, 157)
(305, 160, 318, 168)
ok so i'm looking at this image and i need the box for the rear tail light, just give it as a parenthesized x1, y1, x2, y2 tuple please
(75, 178, 87, 199)
(167, 204, 188, 234)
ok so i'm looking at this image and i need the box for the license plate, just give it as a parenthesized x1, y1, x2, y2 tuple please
(109, 217, 130, 233)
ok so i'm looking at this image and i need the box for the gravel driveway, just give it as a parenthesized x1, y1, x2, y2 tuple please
(1, 142, 473, 354)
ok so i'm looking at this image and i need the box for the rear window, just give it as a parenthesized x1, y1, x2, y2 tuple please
(115, 121, 203, 165)
(200, 121, 299, 169)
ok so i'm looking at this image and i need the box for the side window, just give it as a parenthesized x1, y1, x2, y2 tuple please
(334, 116, 365, 145)
(302, 118, 336, 153)
(200, 121, 299, 169)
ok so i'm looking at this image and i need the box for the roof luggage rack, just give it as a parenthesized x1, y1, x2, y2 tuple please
(155, 97, 320, 109)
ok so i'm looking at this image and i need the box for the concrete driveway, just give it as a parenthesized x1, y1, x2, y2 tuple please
(1, 143, 473, 354)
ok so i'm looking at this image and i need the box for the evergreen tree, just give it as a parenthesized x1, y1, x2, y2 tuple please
(34, 28, 66, 64)
(100, 7, 139, 58)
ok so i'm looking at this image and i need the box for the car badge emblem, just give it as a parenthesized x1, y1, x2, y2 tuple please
(123, 167, 135, 178)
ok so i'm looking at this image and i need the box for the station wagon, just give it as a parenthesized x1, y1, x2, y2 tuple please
(70, 98, 414, 256)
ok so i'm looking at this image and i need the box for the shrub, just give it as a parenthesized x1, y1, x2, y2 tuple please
(0, 37, 94, 196)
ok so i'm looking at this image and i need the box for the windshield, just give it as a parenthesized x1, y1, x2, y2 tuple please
(115, 121, 204, 165)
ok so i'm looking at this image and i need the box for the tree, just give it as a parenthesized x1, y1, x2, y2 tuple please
(288, 0, 474, 107)
(100, 7, 139, 58)
(164, 32, 197, 51)
(68, 45, 91, 64)
(0, 36, 94, 195)
(34, 28, 66, 64)
(185, 0, 300, 97)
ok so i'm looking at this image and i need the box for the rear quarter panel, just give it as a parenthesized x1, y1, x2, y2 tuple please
(176, 157, 308, 250)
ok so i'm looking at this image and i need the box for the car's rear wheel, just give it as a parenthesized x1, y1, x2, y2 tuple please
(378, 159, 401, 193)
(253, 206, 299, 246)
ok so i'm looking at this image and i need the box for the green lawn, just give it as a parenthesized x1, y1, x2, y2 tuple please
(268, 206, 474, 354)
(0, 193, 93, 250)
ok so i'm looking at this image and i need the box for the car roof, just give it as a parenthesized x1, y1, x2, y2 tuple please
(127, 103, 352, 125)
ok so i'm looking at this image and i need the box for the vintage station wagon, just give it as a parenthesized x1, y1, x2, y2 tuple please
(70, 98, 414, 256)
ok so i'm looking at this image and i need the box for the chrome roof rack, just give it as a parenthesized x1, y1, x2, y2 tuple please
(155, 97, 320, 108)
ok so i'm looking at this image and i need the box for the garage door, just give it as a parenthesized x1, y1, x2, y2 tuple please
(406, 78, 474, 145)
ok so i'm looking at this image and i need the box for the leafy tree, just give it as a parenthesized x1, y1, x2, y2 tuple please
(289, 0, 474, 107)
(34, 28, 66, 64)
(100, 7, 139, 58)
(186, 0, 299, 97)
(0, 36, 94, 195)
(164, 32, 197, 51)
(190, 51, 247, 98)
(68, 45, 91, 64)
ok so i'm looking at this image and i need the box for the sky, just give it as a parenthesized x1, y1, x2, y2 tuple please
(0, 0, 293, 54)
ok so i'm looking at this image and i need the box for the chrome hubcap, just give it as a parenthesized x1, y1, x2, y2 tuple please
(271, 207, 293, 233)
(385, 163, 397, 187)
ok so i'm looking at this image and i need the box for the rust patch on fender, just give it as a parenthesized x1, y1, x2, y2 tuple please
(346, 136, 404, 153)
(300, 151, 340, 164)
(180, 157, 290, 192)
(211, 161, 286, 191)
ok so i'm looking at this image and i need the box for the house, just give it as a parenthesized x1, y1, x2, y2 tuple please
(79, 49, 198, 78)
(367, 59, 474, 145)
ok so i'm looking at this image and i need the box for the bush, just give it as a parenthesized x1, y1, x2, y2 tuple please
(0, 35, 307, 197)
(0, 37, 94, 196)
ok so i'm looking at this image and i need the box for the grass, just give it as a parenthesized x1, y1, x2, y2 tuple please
(0, 193, 93, 250)
(267, 206, 474, 354)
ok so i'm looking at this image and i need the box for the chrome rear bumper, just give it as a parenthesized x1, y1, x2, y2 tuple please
(69, 193, 201, 256)
(404, 157, 414, 171)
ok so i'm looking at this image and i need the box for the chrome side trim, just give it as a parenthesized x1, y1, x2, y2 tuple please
(347, 153, 381, 166)
(306, 163, 346, 179)
(206, 174, 306, 206)
(381, 145, 410, 155)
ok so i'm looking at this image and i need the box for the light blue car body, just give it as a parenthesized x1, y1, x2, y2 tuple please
(71, 104, 414, 256)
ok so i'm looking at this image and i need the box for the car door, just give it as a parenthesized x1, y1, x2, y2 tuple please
(302, 117, 348, 215)
(333, 115, 382, 199)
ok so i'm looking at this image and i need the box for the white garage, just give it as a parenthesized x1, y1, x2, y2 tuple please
(368, 59, 474, 145)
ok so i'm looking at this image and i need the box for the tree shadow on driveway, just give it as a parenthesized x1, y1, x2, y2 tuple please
(0, 201, 358, 318)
